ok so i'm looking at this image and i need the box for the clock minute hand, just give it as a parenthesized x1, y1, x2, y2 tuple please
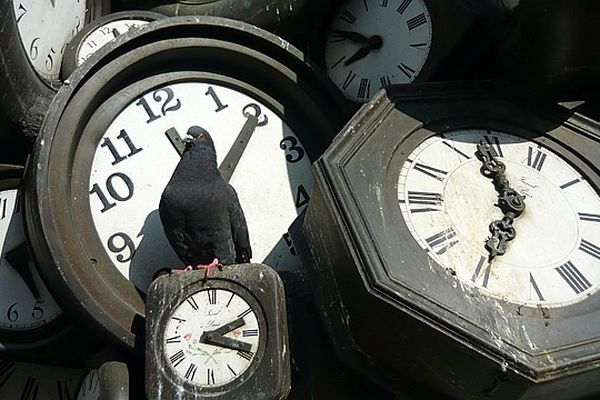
(200, 333, 253, 353)
(218, 111, 261, 183)
(476, 141, 526, 260)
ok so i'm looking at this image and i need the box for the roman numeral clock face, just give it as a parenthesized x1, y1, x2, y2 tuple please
(163, 288, 260, 387)
(325, 0, 432, 102)
(12, 0, 87, 82)
(397, 130, 600, 307)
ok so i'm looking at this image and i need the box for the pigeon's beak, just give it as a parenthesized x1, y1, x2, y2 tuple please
(183, 135, 195, 149)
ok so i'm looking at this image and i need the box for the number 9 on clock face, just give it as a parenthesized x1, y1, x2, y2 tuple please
(76, 79, 313, 291)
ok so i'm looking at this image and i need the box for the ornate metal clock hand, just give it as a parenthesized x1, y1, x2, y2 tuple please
(344, 35, 383, 66)
(5, 243, 41, 300)
(331, 29, 370, 43)
(476, 140, 526, 260)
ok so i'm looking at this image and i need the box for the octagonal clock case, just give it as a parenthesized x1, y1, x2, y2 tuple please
(24, 17, 348, 351)
(303, 81, 600, 399)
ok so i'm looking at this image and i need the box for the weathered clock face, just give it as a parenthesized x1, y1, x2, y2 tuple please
(0, 360, 83, 400)
(163, 288, 261, 387)
(84, 80, 312, 291)
(12, 0, 87, 82)
(76, 19, 150, 66)
(325, 0, 432, 102)
(397, 129, 600, 307)
(0, 189, 61, 332)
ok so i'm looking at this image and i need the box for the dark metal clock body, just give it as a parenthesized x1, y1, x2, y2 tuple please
(303, 81, 600, 399)
(145, 264, 290, 399)
(24, 17, 348, 351)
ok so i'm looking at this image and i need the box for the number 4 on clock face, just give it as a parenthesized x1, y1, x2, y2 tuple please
(86, 81, 315, 290)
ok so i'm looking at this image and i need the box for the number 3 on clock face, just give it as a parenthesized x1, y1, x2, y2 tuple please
(79, 80, 313, 290)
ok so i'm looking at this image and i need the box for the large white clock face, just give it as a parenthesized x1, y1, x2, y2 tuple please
(163, 288, 261, 387)
(76, 19, 150, 66)
(0, 189, 61, 331)
(325, 0, 432, 102)
(12, 0, 87, 82)
(397, 129, 600, 307)
(88, 81, 311, 290)
(0, 360, 82, 400)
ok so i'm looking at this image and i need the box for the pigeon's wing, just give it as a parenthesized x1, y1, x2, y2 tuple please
(227, 184, 252, 263)
(159, 193, 194, 264)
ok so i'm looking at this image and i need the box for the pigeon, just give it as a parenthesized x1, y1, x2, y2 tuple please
(159, 126, 252, 277)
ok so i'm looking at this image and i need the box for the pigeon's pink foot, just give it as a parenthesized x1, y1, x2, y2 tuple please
(195, 258, 222, 279)
(170, 265, 194, 275)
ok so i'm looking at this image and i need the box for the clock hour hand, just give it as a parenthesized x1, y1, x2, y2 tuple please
(344, 35, 383, 66)
(5, 243, 41, 300)
(200, 332, 252, 353)
(331, 29, 370, 43)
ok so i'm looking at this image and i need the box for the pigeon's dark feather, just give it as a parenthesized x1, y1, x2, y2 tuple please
(159, 126, 252, 267)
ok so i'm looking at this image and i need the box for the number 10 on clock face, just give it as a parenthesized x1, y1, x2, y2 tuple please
(78, 80, 314, 291)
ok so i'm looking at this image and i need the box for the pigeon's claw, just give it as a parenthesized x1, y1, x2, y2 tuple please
(195, 258, 222, 280)
(170, 265, 194, 275)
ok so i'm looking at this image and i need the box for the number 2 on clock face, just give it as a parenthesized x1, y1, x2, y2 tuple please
(87, 82, 312, 290)
(397, 130, 600, 307)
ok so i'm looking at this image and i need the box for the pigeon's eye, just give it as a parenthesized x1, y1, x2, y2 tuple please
(198, 133, 206, 140)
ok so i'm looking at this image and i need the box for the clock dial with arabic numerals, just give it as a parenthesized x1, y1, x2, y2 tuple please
(325, 0, 432, 102)
(85, 80, 314, 291)
(0, 166, 67, 352)
(397, 129, 600, 307)
(26, 17, 347, 350)
(11, 0, 87, 83)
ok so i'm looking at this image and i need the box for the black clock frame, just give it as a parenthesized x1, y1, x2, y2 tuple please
(303, 81, 600, 399)
(25, 17, 348, 351)
(0, 0, 110, 138)
(146, 264, 290, 400)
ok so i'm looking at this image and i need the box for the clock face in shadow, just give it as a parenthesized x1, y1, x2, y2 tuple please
(0, 189, 61, 332)
(397, 129, 600, 307)
(12, 0, 87, 82)
(84, 81, 312, 291)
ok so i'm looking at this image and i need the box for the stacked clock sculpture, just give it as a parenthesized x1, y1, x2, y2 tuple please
(0, 0, 599, 399)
